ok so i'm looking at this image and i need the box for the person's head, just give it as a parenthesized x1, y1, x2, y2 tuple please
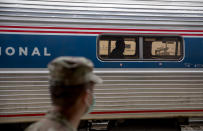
(48, 56, 102, 115)
(115, 39, 125, 53)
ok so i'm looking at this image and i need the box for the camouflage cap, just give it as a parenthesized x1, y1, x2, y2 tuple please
(48, 56, 102, 86)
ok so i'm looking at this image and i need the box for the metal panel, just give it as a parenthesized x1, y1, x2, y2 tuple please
(0, 68, 203, 123)
(0, 0, 203, 30)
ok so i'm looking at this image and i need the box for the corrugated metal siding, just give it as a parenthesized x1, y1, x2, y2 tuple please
(0, 69, 203, 123)
(0, 70, 50, 118)
(0, 0, 203, 30)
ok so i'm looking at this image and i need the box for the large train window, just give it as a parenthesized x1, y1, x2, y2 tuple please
(98, 35, 139, 60)
(97, 34, 183, 61)
(143, 36, 183, 60)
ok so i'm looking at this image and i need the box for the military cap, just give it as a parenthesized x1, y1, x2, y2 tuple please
(48, 56, 102, 86)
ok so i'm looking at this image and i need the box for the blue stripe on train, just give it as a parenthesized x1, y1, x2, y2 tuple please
(0, 34, 203, 68)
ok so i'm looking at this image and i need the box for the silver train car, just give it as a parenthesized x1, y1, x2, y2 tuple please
(0, 0, 203, 124)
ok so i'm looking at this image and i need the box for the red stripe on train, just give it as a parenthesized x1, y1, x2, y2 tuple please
(90, 109, 203, 114)
(0, 25, 203, 32)
(0, 29, 203, 36)
(1, 109, 203, 117)
(0, 113, 45, 117)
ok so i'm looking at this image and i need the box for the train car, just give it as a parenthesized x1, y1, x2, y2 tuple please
(0, 0, 203, 127)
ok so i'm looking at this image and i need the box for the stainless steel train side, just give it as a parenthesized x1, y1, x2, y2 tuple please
(0, 0, 203, 124)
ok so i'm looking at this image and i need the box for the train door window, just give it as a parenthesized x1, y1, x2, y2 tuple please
(143, 36, 183, 60)
(98, 35, 138, 60)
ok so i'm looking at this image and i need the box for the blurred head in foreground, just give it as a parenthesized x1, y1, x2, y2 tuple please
(26, 56, 102, 131)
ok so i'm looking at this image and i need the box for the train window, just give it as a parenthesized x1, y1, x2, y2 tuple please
(143, 36, 183, 60)
(97, 34, 183, 61)
(98, 36, 139, 60)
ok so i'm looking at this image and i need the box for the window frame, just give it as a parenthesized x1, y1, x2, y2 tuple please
(97, 34, 184, 61)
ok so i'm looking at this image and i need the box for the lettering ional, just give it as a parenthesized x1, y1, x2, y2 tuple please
(0, 46, 51, 56)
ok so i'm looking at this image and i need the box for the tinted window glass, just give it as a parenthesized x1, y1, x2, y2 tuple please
(97, 35, 183, 61)
(98, 36, 138, 60)
(143, 37, 183, 60)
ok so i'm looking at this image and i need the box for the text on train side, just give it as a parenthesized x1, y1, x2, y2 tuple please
(0, 47, 51, 56)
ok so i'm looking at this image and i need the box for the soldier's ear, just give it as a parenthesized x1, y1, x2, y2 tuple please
(81, 82, 94, 105)
(80, 88, 89, 105)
